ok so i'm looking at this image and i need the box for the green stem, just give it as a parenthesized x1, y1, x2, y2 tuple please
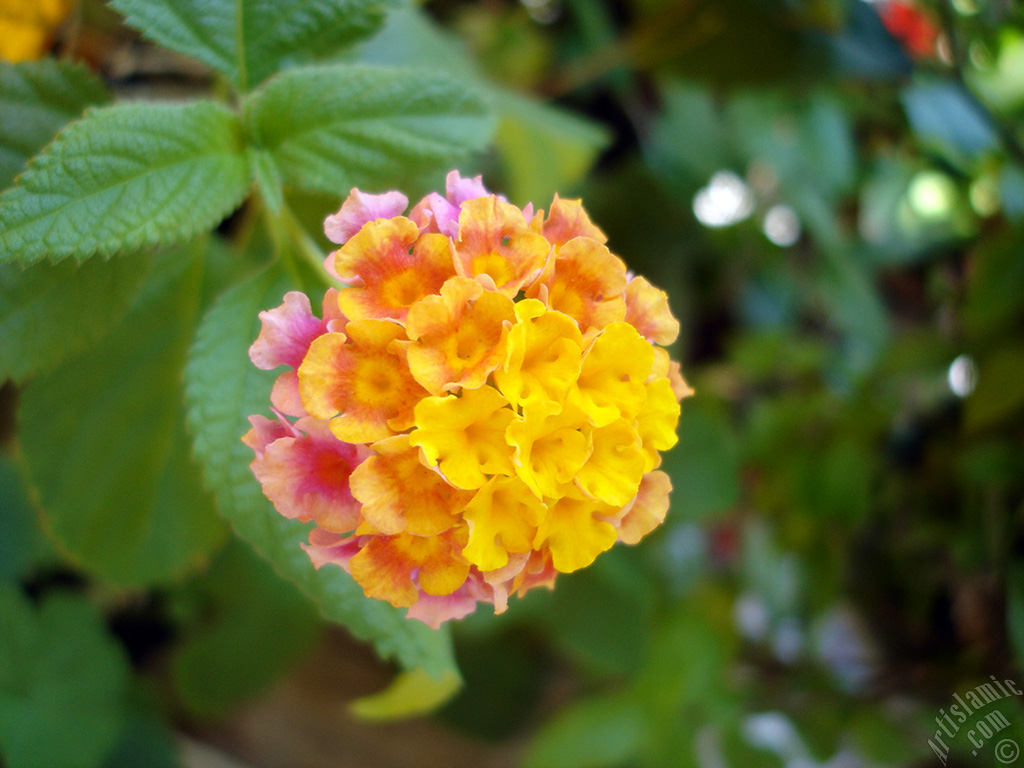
(261, 196, 301, 287)
(234, 0, 249, 93)
(283, 204, 332, 277)
(59, 0, 84, 61)
(260, 193, 333, 289)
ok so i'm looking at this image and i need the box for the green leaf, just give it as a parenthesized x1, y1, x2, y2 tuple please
(493, 90, 610, 207)
(973, 30, 1024, 113)
(827, 0, 912, 79)
(0, 60, 110, 190)
(0, 587, 129, 768)
(965, 345, 1024, 431)
(964, 225, 1024, 337)
(246, 64, 493, 195)
(729, 90, 856, 203)
(0, 254, 152, 383)
(902, 81, 998, 168)
(0, 456, 49, 584)
(635, 593, 736, 714)
(251, 149, 284, 213)
(630, 591, 738, 768)
(356, 6, 482, 86)
(18, 244, 227, 586)
(102, 712, 181, 768)
(536, 548, 655, 678)
(652, 0, 807, 87)
(1000, 166, 1024, 222)
(0, 101, 250, 265)
(437, 627, 546, 739)
(523, 693, 643, 768)
(848, 706, 922, 765)
(648, 80, 731, 188)
(184, 264, 458, 679)
(741, 520, 801, 616)
(171, 541, 321, 718)
(795, 438, 873, 523)
(356, 8, 602, 206)
(660, 399, 740, 520)
(720, 718, 785, 768)
(796, 188, 889, 374)
(110, 0, 394, 92)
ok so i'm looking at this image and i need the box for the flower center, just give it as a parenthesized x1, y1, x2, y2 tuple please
(472, 252, 516, 287)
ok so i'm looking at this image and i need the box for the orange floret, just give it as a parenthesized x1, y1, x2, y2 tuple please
(298, 321, 427, 443)
(452, 197, 551, 296)
(332, 217, 455, 323)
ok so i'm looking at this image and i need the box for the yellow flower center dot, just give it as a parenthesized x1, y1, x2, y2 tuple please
(472, 252, 517, 287)
(381, 269, 424, 309)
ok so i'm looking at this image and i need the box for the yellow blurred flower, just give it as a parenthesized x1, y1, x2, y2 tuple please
(0, 0, 72, 62)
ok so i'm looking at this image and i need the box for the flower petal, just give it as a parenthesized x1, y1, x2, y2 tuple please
(529, 237, 627, 333)
(512, 551, 559, 595)
(302, 528, 361, 570)
(570, 321, 654, 427)
(242, 413, 297, 458)
(576, 418, 645, 507)
(348, 528, 470, 608)
(668, 359, 695, 400)
(333, 217, 455, 322)
(453, 197, 551, 296)
(298, 321, 427, 443)
(461, 476, 547, 571)
(250, 291, 331, 370)
(248, 177, 688, 625)
(251, 417, 370, 533)
(349, 434, 469, 536)
(403, 277, 515, 395)
(408, 194, 453, 239)
(534, 494, 618, 573)
(636, 377, 681, 471)
(541, 195, 607, 246)
(270, 371, 305, 417)
(324, 188, 409, 244)
(506, 402, 591, 500)
(409, 386, 515, 490)
(625, 275, 680, 346)
(406, 583, 485, 628)
(493, 299, 583, 409)
(446, 170, 491, 205)
(615, 471, 671, 545)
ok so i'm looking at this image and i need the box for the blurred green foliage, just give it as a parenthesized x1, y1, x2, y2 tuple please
(426, 0, 1024, 765)
(1, 0, 1023, 766)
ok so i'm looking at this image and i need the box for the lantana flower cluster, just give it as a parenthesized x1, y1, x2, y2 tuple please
(244, 172, 691, 627)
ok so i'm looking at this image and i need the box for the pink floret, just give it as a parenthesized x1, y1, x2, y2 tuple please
(445, 170, 490, 205)
(324, 189, 409, 245)
(250, 417, 371, 534)
(407, 578, 490, 629)
(242, 413, 298, 458)
(250, 292, 328, 371)
(410, 171, 495, 238)
(409, 192, 458, 238)
(303, 528, 361, 570)
(250, 290, 344, 416)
